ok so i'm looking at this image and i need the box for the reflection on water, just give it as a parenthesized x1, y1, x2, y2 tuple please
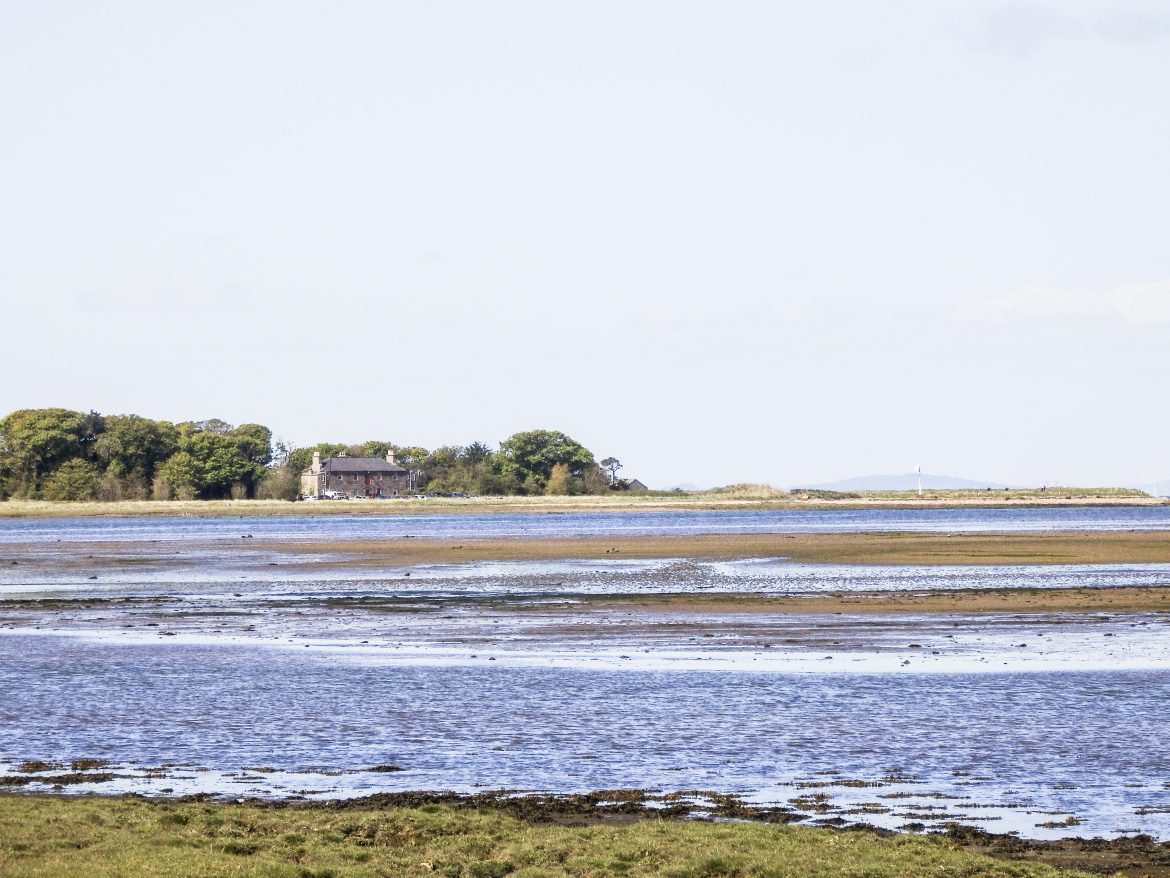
(1, 634, 1168, 840)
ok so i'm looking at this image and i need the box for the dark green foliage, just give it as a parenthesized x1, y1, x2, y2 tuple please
(358, 440, 391, 459)
(41, 459, 100, 501)
(155, 452, 203, 500)
(0, 409, 617, 500)
(179, 422, 273, 499)
(93, 415, 179, 489)
(462, 441, 493, 465)
(498, 430, 595, 494)
(0, 408, 101, 497)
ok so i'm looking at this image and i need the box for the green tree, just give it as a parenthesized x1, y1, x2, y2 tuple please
(285, 443, 348, 476)
(172, 421, 272, 498)
(498, 430, 594, 493)
(600, 457, 622, 485)
(394, 446, 430, 491)
(194, 418, 234, 434)
(422, 446, 462, 486)
(42, 459, 100, 501)
(230, 423, 273, 496)
(183, 432, 250, 499)
(358, 440, 392, 459)
(155, 452, 203, 500)
(255, 466, 299, 500)
(545, 463, 573, 495)
(474, 470, 518, 496)
(93, 415, 179, 487)
(461, 442, 493, 465)
(0, 408, 102, 497)
(583, 464, 611, 494)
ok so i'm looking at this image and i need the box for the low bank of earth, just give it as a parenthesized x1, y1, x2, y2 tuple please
(3, 793, 1154, 878)
(0, 490, 1162, 518)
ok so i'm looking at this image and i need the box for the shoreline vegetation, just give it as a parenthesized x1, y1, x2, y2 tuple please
(0, 409, 1160, 510)
(0, 486, 1163, 518)
(0, 408, 630, 502)
(4, 792, 1159, 878)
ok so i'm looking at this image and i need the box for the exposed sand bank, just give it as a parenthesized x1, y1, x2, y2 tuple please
(257, 530, 1170, 567)
(530, 586, 1170, 616)
(0, 492, 1163, 518)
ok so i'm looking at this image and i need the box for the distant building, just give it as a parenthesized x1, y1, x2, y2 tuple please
(300, 450, 409, 498)
(612, 478, 648, 492)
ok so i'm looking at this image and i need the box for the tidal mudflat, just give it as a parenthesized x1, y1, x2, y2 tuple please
(3, 508, 1170, 844)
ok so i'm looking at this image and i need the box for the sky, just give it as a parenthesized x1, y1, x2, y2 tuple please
(2, 1, 1168, 491)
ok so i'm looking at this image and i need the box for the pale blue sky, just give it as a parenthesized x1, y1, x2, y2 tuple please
(2, 1, 1168, 489)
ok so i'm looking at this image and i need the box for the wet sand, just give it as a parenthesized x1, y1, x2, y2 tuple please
(8, 530, 1170, 616)
(255, 530, 1170, 568)
(526, 586, 1170, 615)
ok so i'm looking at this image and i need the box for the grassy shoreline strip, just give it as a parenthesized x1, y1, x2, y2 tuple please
(0, 491, 1164, 518)
(0, 794, 1099, 878)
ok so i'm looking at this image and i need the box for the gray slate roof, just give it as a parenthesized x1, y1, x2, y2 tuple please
(323, 456, 407, 474)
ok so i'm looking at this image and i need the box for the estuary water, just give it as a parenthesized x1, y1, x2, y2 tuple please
(2, 635, 1169, 840)
(2, 503, 1170, 544)
(2, 507, 1170, 840)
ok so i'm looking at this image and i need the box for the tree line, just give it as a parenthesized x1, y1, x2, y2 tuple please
(0, 408, 632, 501)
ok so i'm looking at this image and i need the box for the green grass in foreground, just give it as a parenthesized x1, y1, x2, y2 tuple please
(0, 796, 1092, 878)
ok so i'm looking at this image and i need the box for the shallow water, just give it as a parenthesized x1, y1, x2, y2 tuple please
(4, 549, 1170, 596)
(3, 510, 1170, 840)
(3, 504, 1170, 544)
(1, 635, 1168, 839)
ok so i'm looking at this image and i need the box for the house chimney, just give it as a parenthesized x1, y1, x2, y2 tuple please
(386, 449, 397, 465)
(311, 451, 321, 474)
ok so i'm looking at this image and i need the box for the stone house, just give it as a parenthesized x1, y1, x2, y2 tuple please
(300, 450, 409, 498)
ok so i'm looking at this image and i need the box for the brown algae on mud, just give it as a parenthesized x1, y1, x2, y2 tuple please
(535, 586, 1170, 616)
(245, 530, 1170, 568)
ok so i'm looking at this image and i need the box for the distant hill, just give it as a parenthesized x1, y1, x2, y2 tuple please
(806, 473, 1010, 492)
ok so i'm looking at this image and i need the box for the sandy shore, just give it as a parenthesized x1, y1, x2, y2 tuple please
(531, 586, 1170, 615)
(0, 493, 1163, 518)
(256, 530, 1170, 567)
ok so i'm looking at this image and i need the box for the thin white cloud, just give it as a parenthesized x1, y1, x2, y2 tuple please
(960, 3, 1082, 59)
(1094, 10, 1170, 43)
(75, 286, 251, 313)
(961, 281, 1170, 327)
(949, 3, 1170, 59)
